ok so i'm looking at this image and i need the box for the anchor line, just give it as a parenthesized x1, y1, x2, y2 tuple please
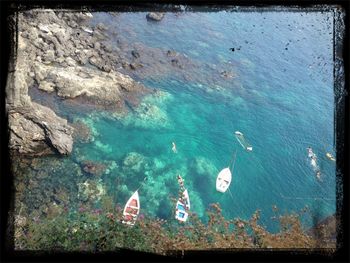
(136, 176, 148, 192)
(228, 149, 238, 171)
(227, 187, 235, 202)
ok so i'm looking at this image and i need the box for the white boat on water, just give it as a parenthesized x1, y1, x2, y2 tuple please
(175, 189, 190, 222)
(122, 190, 140, 226)
(216, 167, 232, 193)
(326, 152, 335, 162)
(235, 131, 253, 151)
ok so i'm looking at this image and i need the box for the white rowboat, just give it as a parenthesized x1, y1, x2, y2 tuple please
(122, 190, 140, 226)
(216, 167, 232, 193)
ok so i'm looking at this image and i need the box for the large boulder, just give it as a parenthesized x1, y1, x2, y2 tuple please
(34, 62, 148, 111)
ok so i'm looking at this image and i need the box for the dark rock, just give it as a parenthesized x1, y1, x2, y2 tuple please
(129, 63, 143, 70)
(171, 58, 183, 69)
(81, 160, 107, 177)
(166, 50, 177, 57)
(131, 50, 140, 59)
(220, 70, 235, 78)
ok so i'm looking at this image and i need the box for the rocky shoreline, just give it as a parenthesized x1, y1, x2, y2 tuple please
(6, 9, 242, 157)
(6, 10, 153, 156)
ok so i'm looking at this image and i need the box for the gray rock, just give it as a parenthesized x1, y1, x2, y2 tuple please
(146, 12, 165, 21)
(6, 9, 155, 157)
(76, 54, 88, 65)
(28, 28, 38, 41)
(38, 24, 50, 33)
(56, 49, 64, 58)
(55, 30, 70, 45)
(43, 50, 55, 62)
(34, 64, 48, 82)
(38, 81, 55, 92)
(65, 57, 76, 67)
(6, 13, 74, 156)
(96, 23, 107, 31)
(40, 119, 73, 155)
(94, 42, 101, 50)
(103, 43, 113, 53)
(67, 20, 78, 28)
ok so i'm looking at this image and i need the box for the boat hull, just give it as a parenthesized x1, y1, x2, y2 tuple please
(175, 189, 190, 222)
(216, 167, 232, 193)
(122, 191, 140, 226)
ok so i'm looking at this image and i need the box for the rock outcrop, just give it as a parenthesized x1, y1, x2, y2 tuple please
(6, 31, 73, 155)
(6, 10, 152, 156)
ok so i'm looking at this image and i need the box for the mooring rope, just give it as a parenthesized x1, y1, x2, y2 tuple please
(228, 149, 238, 170)
(136, 176, 148, 192)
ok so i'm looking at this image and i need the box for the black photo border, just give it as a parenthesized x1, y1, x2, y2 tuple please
(0, 0, 349, 262)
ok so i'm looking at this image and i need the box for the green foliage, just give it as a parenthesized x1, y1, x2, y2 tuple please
(15, 203, 336, 254)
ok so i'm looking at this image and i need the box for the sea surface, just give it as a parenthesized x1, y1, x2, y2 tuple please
(26, 10, 336, 232)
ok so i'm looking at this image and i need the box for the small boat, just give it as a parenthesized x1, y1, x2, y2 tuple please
(216, 167, 232, 193)
(175, 189, 190, 222)
(326, 152, 336, 162)
(122, 190, 140, 226)
(235, 131, 253, 152)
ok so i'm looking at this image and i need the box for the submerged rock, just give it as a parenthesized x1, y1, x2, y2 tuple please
(190, 156, 218, 176)
(81, 160, 108, 177)
(114, 90, 173, 129)
(71, 120, 93, 143)
(78, 179, 106, 202)
(123, 152, 147, 173)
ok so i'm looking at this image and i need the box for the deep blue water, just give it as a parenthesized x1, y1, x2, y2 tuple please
(47, 11, 335, 232)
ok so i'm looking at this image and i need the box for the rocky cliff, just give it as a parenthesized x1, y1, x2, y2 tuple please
(6, 10, 150, 156)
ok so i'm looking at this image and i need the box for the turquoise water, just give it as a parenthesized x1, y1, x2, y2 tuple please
(29, 11, 336, 232)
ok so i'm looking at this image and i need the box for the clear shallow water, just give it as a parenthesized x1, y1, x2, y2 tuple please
(29, 10, 336, 232)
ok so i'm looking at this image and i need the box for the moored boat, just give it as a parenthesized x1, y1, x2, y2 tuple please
(216, 167, 232, 193)
(175, 189, 190, 222)
(235, 131, 253, 152)
(326, 152, 336, 162)
(122, 190, 140, 226)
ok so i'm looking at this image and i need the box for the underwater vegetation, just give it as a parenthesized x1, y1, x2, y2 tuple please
(13, 203, 336, 254)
